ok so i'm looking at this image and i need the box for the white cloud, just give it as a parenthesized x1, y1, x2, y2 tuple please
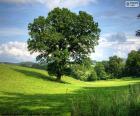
(46, 0, 97, 10)
(112, 36, 140, 58)
(0, 0, 33, 4)
(0, 41, 38, 62)
(1, 36, 139, 62)
(90, 36, 113, 61)
(0, 0, 97, 10)
(91, 34, 140, 61)
(0, 28, 27, 37)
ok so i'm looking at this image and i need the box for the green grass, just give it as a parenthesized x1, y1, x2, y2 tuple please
(0, 64, 140, 115)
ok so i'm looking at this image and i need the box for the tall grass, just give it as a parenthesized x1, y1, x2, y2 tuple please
(71, 84, 140, 116)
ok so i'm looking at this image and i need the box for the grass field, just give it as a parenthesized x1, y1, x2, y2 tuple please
(0, 64, 140, 115)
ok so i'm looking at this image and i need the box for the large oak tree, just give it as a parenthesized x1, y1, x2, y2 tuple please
(27, 8, 100, 80)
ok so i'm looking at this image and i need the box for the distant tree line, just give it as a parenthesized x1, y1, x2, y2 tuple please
(19, 62, 47, 70)
(65, 49, 140, 81)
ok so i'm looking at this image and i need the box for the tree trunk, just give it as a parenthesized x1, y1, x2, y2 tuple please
(56, 73, 61, 81)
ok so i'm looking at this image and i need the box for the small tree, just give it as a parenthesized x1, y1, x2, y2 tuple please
(87, 69, 98, 81)
(125, 50, 140, 77)
(27, 8, 100, 81)
(71, 58, 94, 81)
(108, 56, 124, 78)
(95, 62, 107, 80)
(102, 60, 110, 74)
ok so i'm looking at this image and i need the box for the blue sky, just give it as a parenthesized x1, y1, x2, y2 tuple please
(0, 0, 140, 62)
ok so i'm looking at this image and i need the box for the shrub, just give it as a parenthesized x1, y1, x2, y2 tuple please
(70, 58, 94, 81)
(95, 62, 108, 80)
(87, 70, 98, 81)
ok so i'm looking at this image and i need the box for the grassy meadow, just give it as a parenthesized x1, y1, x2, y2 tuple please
(0, 64, 140, 115)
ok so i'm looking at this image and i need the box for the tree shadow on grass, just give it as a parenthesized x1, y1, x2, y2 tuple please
(0, 84, 140, 115)
(0, 91, 73, 115)
(121, 77, 140, 81)
(12, 68, 70, 84)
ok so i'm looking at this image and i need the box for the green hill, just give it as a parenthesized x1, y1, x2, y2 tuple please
(0, 64, 140, 115)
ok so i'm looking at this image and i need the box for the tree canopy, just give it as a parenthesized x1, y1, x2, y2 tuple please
(125, 50, 140, 77)
(108, 56, 124, 78)
(95, 62, 107, 80)
(27, 7, 100, 80)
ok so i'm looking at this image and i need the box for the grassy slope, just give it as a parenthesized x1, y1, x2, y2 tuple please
(0, 64, 140, 115)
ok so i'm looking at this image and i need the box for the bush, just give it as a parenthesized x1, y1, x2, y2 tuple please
(70, 59, 94, 81)
(95, 62, 108, 80)
(70, 64, 86, 80)
(73, 70, 90, 81)
(87, 70, 98, 81)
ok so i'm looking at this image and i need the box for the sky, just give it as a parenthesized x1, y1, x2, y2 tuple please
(0, 0, 140, 62)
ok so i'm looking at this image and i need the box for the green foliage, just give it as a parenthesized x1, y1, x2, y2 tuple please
(102, 61, 110, 73)
(19, 62, 47, 70)
(0, 64, 140, 115)
(108, 55, 124, 78)
(27, 7, 100, 80)
(87, 69, 98, 81)
(71, 64, 91, 81)
(95, 62, 108, 80)
(125, 50, 140, 77)
(71, 84, 140, 116)
(70, 58, 95, 81)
